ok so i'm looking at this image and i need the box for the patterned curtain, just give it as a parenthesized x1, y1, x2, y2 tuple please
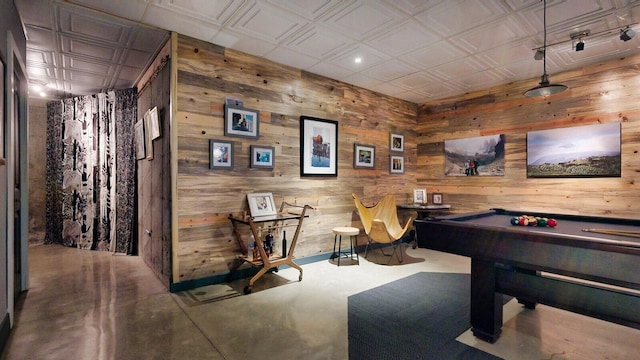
(45, 88, 137, 253)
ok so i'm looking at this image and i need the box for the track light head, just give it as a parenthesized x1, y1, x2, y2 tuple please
(575, 40, 585, 51)
(620, 27, 635, 41)
(534, 48, 545, 60)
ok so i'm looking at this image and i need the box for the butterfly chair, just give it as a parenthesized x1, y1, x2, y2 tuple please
(352, 193, 413, 264)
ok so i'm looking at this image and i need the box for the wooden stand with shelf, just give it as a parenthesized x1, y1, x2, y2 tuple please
(228, 202, 313, 294)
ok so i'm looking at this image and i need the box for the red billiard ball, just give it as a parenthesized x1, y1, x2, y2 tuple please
(547, 218, 557, 227)
(519, 217, 529, 226)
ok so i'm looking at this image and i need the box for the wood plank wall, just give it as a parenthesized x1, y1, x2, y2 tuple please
(417, 54, 640, 218)
(174, 34, 418, 284)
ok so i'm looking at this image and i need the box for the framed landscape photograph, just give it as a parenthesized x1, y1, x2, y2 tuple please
(209, 139, 234, 170)
(247, 192, 277, 217)
(354, 143, 375, 169)
(225, 103, 259, 138)
(390, 155, 404, 174)
(390, 133, 404, 152)
(527, 123, 621, 178)
(250, 145, 275, 169)
(413, 188, 427, 204)
(444, 134, 505, 176)
(134, 119, 146, 160)
(144, 109, 154, 160)
(300, 116, 338, 176)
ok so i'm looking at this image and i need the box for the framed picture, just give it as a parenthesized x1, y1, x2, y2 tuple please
(247, 192, 277, 218)
(413, 188, 427, 204)
(250, 145, 275, 169)
(390, 133, 404, 152)
(300, 116, 338, 176)
(527, 123, 621, 178)
(390, 155, 404, 174)
(432, 193, 443, 205)
(0, 58, 4, 161)
(209, 139, 234, 170)
(148, 106, 161, 140)
(144, 109, 154, 160)
(354, 143, 375, 169)
(134, 119, 146, 160)
(224, 103, 259, 138)
(444, 134, 505, 176)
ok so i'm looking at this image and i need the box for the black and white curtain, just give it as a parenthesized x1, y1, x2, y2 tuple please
(45, 88, 137, 253)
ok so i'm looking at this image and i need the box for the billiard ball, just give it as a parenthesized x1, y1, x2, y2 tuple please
(547, 218, 557, 227)
(519, 217, 529, 226)
(510, 217, 519, 225)
(538, 218, 547, 227)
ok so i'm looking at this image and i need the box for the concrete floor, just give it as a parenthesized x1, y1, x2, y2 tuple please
(1, 244, 639, 359)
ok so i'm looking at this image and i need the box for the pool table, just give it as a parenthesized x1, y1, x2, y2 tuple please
(414, 208, 640, 343)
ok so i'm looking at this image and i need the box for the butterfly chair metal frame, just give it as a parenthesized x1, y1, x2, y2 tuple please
(352, 193, 413, 264)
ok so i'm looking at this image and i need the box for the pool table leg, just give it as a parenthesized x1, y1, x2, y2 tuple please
(470, 258, 503, 343)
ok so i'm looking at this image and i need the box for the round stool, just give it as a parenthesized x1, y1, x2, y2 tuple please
(332, 227, 360, 266)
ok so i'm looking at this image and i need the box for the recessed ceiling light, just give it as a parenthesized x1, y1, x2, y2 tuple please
(354, 57, 362, 64)
(39, 91, 46, 97)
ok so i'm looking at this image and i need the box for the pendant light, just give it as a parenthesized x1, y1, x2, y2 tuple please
(524, 0, 568, 97)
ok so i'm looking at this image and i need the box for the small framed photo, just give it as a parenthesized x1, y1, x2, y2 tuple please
(390, 133, 404, 152)
(225, 103, 259, 138)
(210, 139, 234, 170)
(144, 109, 154, 160)
(148, 106, 161, 140)
(390, 155, 404, 174)
(134, 119, 146, 160)
(250, 145, 275, 169)
(354, 143, 375, 169)
(413, 188, 427, 204)
(247, 193, 277, 218)
(432, 193, 443, 205)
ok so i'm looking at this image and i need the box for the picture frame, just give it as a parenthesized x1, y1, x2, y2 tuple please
(390, 133, 404, 152)
(390, 155, 404, 174)
(0, 58, 4, 162)
(247, 192, 277, 218)
(148, 106, 161, 140)
(300, 116, 338, 176)
(527, 123, 621, 178)
(209, 139, 234, 170)
(250, 145, 275, 169)
(444, 134, 505, 176)
(432, 193, 443, 205)
(134, 119, 146, 160)
(353, 143, 375, 169)
(224, 103, 259, 138)
(144, 109, 153, 160)
(413, 188, 427, 204)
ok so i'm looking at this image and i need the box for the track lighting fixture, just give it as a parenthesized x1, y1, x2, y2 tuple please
(620, 27, 635, 41)
(525, 0, 568, 97)
(575, 40, 585, 51)
(534, 48, 544, 60)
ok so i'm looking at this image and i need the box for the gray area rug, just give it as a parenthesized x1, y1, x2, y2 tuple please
(348, 272, 507, 360)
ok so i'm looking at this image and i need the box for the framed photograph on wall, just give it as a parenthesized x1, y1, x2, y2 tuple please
(300, 116, 338, 176)
(247, 192, 277, 218)
(209, 139, 234, 170)
(250, 145, 275, 169)
(413, 188, 427, 204)
(444, 134, 505, 176)
(390, 155, 404, 174)
(144, 109, 153, 160)
(134, 119, 146, 160)
(432, 193, 443, 205)
(0, 58, 4, 162)
(224, 103, 259, 138)
(527, 123, 621, 178)
(390, 133, 404, 152)
(354, 143, 375, 169)
(148, 106, 161, 140)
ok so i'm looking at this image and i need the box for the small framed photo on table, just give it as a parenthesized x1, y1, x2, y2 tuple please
(413, 188, 427, 204)
(247, 193, 277, 218)
(250, 145, 274, 168)
(210, 139, 234, 170)
(432, 193, 443, 205)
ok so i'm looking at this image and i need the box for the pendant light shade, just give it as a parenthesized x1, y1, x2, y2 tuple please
(525, 0, 568, 97)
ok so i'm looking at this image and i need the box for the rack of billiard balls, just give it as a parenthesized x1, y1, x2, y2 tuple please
(510, 215, 557, 228)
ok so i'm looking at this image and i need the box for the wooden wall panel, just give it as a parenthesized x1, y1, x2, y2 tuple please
(174, 34, 418, 284)
(417, 54, 640, 219)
